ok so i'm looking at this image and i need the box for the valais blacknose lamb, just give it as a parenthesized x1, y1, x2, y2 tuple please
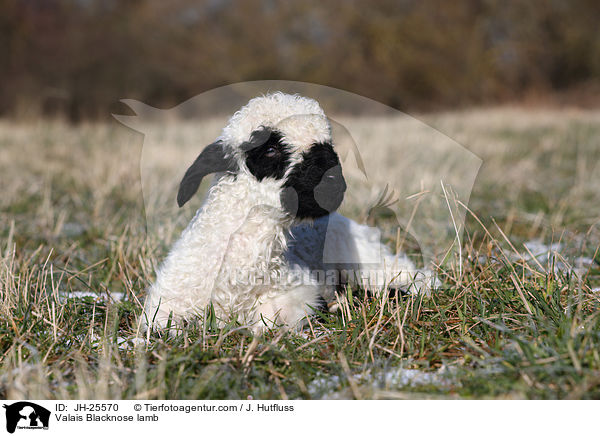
(142, 92, 435, 334)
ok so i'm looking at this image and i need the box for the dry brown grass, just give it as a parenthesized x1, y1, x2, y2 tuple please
(1, 107, 600, 399)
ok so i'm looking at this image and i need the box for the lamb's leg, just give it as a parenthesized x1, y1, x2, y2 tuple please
(140, 291, 190, 336)
(252, 278, 321, 332)
(320, 213, 437, 296)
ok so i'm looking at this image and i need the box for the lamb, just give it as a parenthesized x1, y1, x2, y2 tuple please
(142, 92, 435, 334)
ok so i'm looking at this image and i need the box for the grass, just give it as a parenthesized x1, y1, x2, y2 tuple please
(1, 108, 600, 399)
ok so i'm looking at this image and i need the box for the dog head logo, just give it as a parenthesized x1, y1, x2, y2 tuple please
(3, 402, 50, 433)
(114, 81, 481, 271)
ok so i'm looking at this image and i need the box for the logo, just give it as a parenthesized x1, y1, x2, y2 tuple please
(114, 81, 482, 271)
(2, 402, 50, 434)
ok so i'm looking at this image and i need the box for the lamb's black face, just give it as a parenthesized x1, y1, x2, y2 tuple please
(242, 127, 346, 220)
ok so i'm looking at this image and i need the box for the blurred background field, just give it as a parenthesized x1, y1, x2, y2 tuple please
(1, 0, 600, 399)
(2, 0, 600, 120)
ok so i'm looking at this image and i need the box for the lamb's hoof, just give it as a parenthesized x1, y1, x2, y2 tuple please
(327, 300, 340, 313)
(387, 286, 409, 299)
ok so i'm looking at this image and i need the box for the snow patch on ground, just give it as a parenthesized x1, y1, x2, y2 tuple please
(504, 239, 595, 277)
(308, 365, 453, 399)
(357, 367, 451, 388)
(59, 291, 125, 302)
(62, 333, 145, 350)
(117, 337, 146, 350)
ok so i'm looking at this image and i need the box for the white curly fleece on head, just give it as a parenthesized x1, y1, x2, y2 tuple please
(221, 92, 332, 154)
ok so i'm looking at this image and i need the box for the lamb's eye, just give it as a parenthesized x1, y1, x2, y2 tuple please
(264, 147, 278, 158)
(244, 129, 291, 181)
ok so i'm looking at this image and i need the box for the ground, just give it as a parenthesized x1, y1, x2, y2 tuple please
(1, 107, 600, 399)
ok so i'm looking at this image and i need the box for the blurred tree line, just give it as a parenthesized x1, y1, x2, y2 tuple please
(1, 0, 599, 120)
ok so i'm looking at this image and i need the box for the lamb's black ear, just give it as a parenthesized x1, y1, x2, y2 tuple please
(177, 141, 237, 207)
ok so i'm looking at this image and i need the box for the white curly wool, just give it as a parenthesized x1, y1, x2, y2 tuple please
(143, 173, 321, 332)
(142, 92, 435, 334)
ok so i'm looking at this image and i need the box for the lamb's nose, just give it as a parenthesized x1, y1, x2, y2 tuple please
(324, 166, 346, 193)
(314, 165, 346, 212)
